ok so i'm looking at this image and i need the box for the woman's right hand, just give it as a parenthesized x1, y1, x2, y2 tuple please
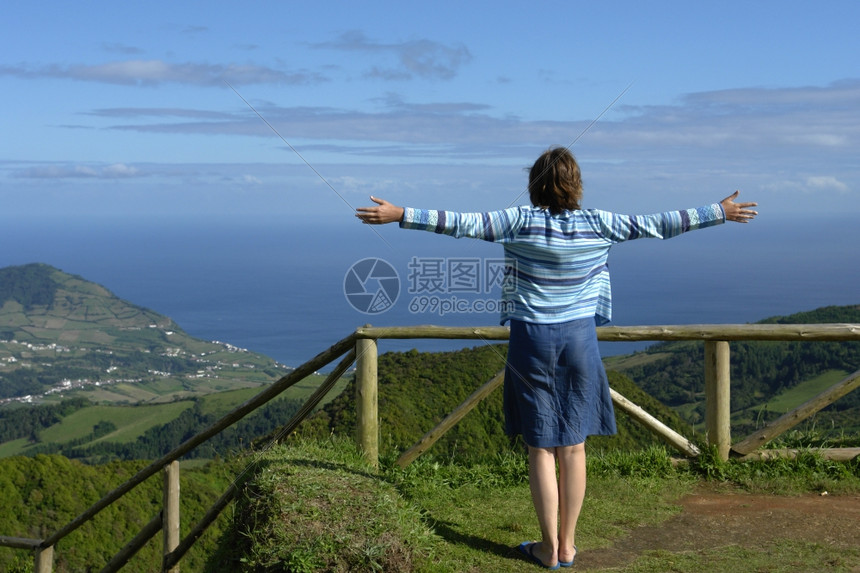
(355, 196, 405, 225)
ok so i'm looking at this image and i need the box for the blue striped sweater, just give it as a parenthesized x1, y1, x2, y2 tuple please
(400, 204, 726, 325)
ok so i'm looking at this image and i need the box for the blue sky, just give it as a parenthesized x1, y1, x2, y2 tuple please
(0, 0, 857, 359)
(2, 0, 859, 223)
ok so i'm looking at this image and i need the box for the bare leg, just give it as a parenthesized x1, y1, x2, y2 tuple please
(557, 442, 586, 564)
(527, 446, 559, 567)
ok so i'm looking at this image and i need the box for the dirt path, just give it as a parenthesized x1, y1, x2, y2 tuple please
(577, 486, 860, 571)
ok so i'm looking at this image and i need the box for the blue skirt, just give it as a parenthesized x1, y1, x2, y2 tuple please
(504, 318, 617, 448)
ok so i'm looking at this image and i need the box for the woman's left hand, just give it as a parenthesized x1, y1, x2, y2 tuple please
(355, 196, 405, 224)
(720, 191, 758, 223)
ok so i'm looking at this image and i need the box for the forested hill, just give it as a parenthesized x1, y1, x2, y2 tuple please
(297, 345, 695, 460)
(608, 304, 860, 434)
(0, 263, 287, 404)
(297, 305, 858, 458)
(0, 263, 61, 310)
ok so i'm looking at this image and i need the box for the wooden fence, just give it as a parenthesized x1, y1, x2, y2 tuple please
(2, 323, 858, 572)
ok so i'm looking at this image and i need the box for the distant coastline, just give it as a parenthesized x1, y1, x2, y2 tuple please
(1, 216, 857, 368)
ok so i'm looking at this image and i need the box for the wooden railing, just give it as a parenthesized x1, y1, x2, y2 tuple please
(2, 323, 858, 572)
(352, 324, 860, 466)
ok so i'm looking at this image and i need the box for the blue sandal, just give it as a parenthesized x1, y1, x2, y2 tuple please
(559, 545, 577, 567)
(517, 542, 560, 570)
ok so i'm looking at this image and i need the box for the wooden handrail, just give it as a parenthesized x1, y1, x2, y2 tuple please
(99, 513, 162, 573)
(597, 323, 860, 341)
(609, 388, 701, 457)
(355, 324, 509, 340)
(356, 322, 859, 465)
(162, 484, 238, 571)
(397, 369, 506, 468)
(0, 536, 43, 550)
(355, 323, 860, 342)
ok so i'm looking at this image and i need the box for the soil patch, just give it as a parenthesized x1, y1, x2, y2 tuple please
(578, 485, 860, 570)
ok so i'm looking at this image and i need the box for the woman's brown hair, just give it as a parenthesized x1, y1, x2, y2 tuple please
(527, 147, 583, 215)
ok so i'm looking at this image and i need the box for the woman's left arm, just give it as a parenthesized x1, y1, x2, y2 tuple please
(596, 190, 757, 243)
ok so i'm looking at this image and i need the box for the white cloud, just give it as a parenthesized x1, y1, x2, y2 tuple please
(58, 79, 857, 172)
(330, 175, 405, 196)
(313, 31, 471, 80)
(805, 175, 849, 193)
(87, 107, 234, 120)
(102, 163, 140, 178)
(12, 163, 144, 179)
(182, 25, 208, 35)
(761, 175, 852, 196)
(0, 60, 326, 87)
(5, 71, 857, 216)
(101, 42, 144, 55)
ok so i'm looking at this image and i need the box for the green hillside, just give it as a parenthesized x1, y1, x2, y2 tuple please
(0, 369, 351, 463)
(297, 344, 695, 461)
(0, 454, 233, 573)
(0, 263, 290, 405)
(609, 304, 860, 435)
(9, 303, 855, 465)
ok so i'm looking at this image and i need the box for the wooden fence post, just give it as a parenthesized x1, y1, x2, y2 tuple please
(355, 335, 379, 469)
(34, 545, 53, 573)
(705, 340, 731, 461)
(162, 461, 180, 573)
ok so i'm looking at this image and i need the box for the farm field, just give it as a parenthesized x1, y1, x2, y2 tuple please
(0, 372, 349, 459)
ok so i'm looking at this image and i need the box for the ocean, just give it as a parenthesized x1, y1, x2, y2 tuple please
(1, 214, 857, 370)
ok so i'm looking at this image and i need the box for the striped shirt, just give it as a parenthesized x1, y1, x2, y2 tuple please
(400, 204, 726, 325)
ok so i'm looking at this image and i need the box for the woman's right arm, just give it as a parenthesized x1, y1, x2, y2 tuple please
(356, 196, 523, 242)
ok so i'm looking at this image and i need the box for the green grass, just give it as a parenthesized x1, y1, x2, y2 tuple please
(38, 401, 195, 445)
(197, 385, 274, 413)
(74, 385, 155, 404)
(196, 387, 263, 415)
(209, 439, 860, 573)
(0, 438, 30, 457)
(609, 542, 860, 573)
(1, 433, 858, 571)
(763, 369, 850, 413)
(281, 373, 350, 404)
(206, 440, 438, 572)
(602, 351, 672, 371)
(389, 456, 694, 572)
(101, 381, 178, 402)
(730, 369, 853, 433)
(192, 373, 347, 417)
(55, 368, 297, 406)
